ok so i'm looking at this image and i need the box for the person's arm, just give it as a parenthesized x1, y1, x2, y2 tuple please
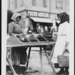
(65, 23, 70, 51)
(8, 22, 14, 36)
(58, 24, 65, 36)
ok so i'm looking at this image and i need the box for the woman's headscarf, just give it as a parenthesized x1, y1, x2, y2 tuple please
(57, 12, 69, 24)
(11, 13, 21, 22)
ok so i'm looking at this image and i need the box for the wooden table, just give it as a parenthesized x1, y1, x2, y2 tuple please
(7, 34, 56, 75)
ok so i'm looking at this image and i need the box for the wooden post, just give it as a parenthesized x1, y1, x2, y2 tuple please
(40, 47, 43, 74)
(43, 47, 56, 75)
(25, 47, 31, 70)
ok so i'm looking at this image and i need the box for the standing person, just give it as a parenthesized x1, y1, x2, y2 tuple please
(36, 23, 41, 33)
(23, 15, 33, 34)
(56, 22, 60, 32)
(8, 13, 28, 66)
(51, 20, 57, 32)
(51, 12, 69, 74)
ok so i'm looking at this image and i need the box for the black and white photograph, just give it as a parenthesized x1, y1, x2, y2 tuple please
(2, 0, 74, 75)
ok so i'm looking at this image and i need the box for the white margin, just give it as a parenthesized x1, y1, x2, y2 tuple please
(70, 0, 74, 75)
(2, 0, 7, 75)
(2, 0, 74, 75)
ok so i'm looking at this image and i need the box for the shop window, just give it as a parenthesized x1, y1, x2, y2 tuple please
(32, 0, 36, 6)
(56, 0, 63, 10)
(43, 0, 47, 7)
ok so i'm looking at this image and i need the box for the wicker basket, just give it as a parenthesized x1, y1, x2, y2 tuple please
(57, 55, 69, 67)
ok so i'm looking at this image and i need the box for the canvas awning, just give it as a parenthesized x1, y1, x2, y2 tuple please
(30, 17, 53, 23)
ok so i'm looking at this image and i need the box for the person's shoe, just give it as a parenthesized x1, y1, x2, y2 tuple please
(54, 63, 59, 68)
(63, 70, 69, 75)
(56, 68, 64, 74)
(61, 71, 69, 75)
(64, 67, 69, 75)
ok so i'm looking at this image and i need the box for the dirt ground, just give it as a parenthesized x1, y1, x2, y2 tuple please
(24, 47, 54, 75)
(7, 47, 55, 75)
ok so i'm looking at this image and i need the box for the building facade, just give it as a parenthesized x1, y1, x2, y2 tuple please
(7, 0, 69, 21)
(50, 0, 69, 20)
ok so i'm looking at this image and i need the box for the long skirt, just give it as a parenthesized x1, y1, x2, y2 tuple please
(51, 36, 66, 63)
(11, 47, 28, 65)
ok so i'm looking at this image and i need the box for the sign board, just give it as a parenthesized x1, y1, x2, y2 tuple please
(28, 11, 49, 18)
(38, 12, 49, 17)
(28, 11, 37, 17)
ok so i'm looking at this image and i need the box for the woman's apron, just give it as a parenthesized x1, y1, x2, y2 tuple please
(51, 22, 69, 63)
(51, 35, 66, 63)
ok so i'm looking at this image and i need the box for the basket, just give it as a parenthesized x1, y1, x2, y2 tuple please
(57, 55, 69, 67)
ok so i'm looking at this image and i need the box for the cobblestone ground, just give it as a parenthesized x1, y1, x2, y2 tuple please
(24, 47, 54, 75)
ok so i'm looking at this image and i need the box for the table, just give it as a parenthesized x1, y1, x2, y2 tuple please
(7, 34, 56, 75)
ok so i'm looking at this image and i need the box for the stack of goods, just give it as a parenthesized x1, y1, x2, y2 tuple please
(43, 35, 53, 41)
(17, 35, 29, 42)
(28, 35, 38, 42)
(36, 35, 47, 42)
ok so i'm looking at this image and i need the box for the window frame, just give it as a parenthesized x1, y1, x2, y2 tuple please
(32, 0, 36, 6)
(21, 0, 24, 7)
(43, 0, 47, 7)
(15, 0, 17, 8)
(56, 0, 63, 10)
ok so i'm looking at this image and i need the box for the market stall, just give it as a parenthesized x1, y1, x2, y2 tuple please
(7, 33, 56, 75)
(7, 10, 57, 75)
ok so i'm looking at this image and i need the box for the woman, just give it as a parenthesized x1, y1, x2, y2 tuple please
(51, 12, 69, 74)
(8, 13, 28, 65)
(23, 15, 33, 34)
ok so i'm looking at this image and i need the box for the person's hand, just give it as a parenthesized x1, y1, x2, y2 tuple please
(63, 49, 69, 56)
